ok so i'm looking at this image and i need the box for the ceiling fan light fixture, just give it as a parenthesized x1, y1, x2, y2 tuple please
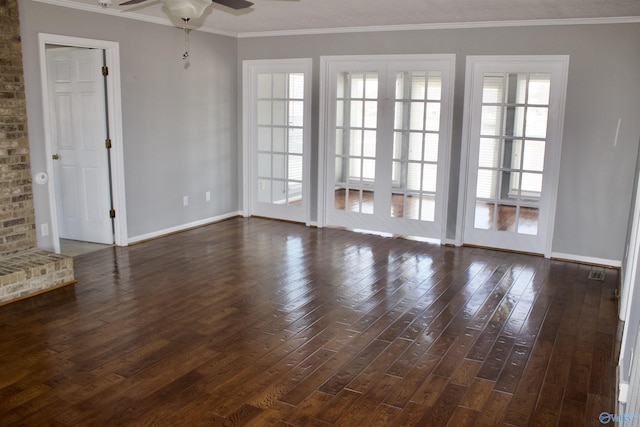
(160, 0, 211, 19)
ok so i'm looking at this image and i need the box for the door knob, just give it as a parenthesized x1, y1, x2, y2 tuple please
(52, 154, 59, 160)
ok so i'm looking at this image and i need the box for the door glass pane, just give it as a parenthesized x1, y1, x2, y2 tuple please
(289, 128, 303, 154)
(425, 103, 440, 131)
(427, 72, 442, 101)
(525, 107, 548, 138)
(272, 180, 286, 204)
(258, 180, 271, 203)
(478, 138, 499, 168)
(350, 101, 363, 127)
(272, 154, 286, 179)
(518, 206, 539, 235)
(474, 201, 493, 230)
(481, 106, 502, 136)
(476, 169, 497, 199)
(258, 127, 271, 151)
(363, 131, 377, 157)
(522, 140, 545, 171)
(365, 74, 378, 99)
(482, 75, 505, 103)
(335, 187, 346, 210)
(336, 129, 344, 156)
(351, 73, 364, 98)
(504, 106, 525, 137)
(497, 204, 516, 232)
(422, 164, 437, 193)
(258, 101, 271, 125)
(410, 72, 425, 99)
(289, 73, 305, 99)
(289, 101, 304, 127)
(521, 172, 543, 195)
(257, 74, 272, 98)
(410, 102, 425, 130)
(391, 192, 406, 218)
(420, 195, 436, 221)
(273, 101, 286, 126)
(528, 73, 551, 105)
(408, 133, 423, 161)
(258, 153, 271, 178)
(407, 163, 421, 191)
(364, 101, 377, 128)
(273, 127, 285, 152)
(287, 182, 302, 205)
(272, 73, 286, 98)
(502, 139, 522, 169)
(424, 134, 439, 162)
(361, 190, 374, 214)
(288, 155, 302, 181)
(499, 170, 520, 203)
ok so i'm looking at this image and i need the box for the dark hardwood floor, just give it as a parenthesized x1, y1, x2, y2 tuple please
(0, 217, 619, 426)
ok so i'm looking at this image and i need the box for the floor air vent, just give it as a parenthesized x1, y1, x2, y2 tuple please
(588, 270, 606, 281)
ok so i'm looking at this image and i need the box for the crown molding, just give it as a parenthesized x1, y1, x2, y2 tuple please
(238, 16, 640, 38)
(30, 0, 640, 39)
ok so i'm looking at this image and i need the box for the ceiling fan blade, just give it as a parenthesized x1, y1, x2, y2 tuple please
(119, 0, 148, 5)
(212, 0, 254, 10)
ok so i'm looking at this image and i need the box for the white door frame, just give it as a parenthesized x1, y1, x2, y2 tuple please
(317, 54, 455, 242)
(38, 33, 128, 252)
(456, 55, 569, 257)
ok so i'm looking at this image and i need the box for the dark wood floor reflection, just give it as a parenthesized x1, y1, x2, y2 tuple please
(0, 218, 619, 426)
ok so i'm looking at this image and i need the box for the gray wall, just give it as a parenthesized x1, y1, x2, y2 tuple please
(238, 23, 640, 262)
(19, 0, 239, 248)
(17, 0, 640, 262)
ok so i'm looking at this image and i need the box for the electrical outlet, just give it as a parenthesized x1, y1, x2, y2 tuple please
(183, 196, 189, 207)
(206, 191, 211, 202)
(41, 223, 49, 236)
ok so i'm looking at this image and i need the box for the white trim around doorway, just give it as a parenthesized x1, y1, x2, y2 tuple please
(38, 33, 128, 252)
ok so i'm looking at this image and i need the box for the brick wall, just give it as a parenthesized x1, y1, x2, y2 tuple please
(0, 0, 37, 257)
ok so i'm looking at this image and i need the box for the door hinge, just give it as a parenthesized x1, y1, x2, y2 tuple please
(105, 138, 112, 149)
(102, 66, 109, 76)
(109, 209, 116, 219)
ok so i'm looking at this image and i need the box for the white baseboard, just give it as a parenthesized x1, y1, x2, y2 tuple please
(550, 252, 622, 268)
(127, 211, 242, 245)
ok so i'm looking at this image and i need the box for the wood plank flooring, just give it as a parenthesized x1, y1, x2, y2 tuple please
(0, 217, 620, 426)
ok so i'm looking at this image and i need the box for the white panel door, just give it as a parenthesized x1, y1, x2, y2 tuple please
(244, 59, 312, 224)
(46, 47, 113, 244)
(461, 56, 569, 255)
(322, 55, 455, 240)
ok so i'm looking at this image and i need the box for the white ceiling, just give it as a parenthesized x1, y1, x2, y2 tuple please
(38, 0, 640, 36)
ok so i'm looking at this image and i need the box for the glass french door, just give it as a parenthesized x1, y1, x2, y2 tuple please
(322, 55, 455, 240)
(461, 56, 569, 255)
(243, 59, 311, 223)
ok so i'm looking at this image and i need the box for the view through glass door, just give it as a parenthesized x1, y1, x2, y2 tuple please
(461, 56, 569, 255)
(243, 59, 311, 223)
(322, 55, 455, 240)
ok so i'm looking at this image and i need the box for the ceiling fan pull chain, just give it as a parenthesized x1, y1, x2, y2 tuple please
(182, 18, 190, 60)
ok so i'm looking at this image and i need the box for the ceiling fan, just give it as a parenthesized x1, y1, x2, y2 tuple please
(119, 0, 254, 21)
(116, 0, 282, 60)
(119, 0, 254, 10)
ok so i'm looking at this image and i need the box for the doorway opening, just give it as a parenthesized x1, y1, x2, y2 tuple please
(38, 34, 127, 254)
